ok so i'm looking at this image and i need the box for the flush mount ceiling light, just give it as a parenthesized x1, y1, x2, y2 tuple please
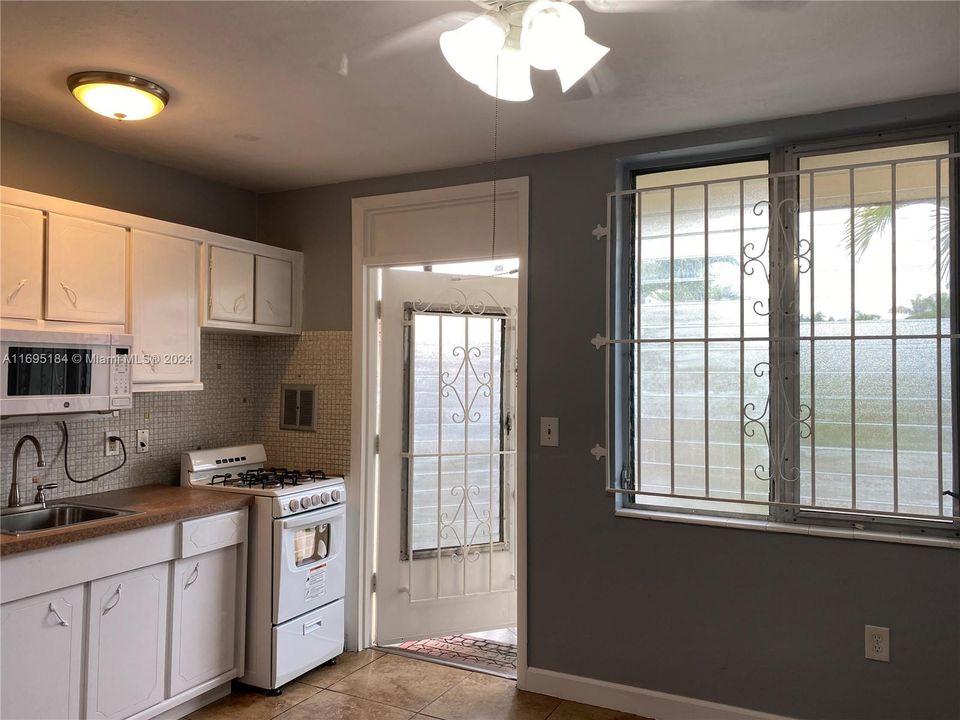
(67, 71, 169, 121)
(440, 0, 609, 101)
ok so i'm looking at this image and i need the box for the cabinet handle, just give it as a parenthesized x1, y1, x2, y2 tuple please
(59, 282, 79, 309)
(185, 562, 200, 589)
(102, 584, 122, 614)
(6, 279, 27, 303)
(48, 602, 69, 627)
(233, 293, 247, 314)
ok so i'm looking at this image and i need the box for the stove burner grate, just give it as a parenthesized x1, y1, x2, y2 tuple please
(208, 467, 328, 489)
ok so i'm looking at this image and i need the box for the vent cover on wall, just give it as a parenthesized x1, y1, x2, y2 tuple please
(280, 384, 317, 431)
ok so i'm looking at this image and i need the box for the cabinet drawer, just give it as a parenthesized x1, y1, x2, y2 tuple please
(180, 510, 247, 558)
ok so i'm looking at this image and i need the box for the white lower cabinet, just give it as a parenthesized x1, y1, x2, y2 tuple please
(0, 584, 85, 720)
(86, 562, 170, 720)
(0, 511, 247, 720)
(169, 546, 238, 695)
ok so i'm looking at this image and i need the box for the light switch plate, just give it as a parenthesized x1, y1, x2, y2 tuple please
(136, 429, 150, 454)
(540, 417, 559, 447)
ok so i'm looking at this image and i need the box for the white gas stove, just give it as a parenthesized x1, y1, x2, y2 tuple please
(181, 444, 345, 691)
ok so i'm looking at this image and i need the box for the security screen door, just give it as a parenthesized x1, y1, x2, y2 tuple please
(376, 267, 518, 645)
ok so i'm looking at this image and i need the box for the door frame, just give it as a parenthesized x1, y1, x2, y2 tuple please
(350, 178, 529, 684)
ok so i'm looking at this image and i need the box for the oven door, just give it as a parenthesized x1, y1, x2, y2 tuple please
(273, 503, 346, 624)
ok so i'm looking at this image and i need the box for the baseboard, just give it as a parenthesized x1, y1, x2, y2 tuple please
(522, 667, 795, 720)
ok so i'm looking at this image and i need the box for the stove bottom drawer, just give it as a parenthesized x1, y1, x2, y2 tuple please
(273, 598, 344, 687)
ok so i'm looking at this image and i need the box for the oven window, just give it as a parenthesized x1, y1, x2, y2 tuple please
(293, 523, 330, 567)
(5, 346, 92, 396)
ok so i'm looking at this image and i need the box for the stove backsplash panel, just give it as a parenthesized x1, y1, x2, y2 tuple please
(0, 331, 351, 507)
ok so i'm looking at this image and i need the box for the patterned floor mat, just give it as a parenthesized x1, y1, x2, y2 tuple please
(394, 633, 517, 675)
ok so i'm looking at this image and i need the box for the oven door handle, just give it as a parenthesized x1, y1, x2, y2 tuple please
(281, 505, 343, 531)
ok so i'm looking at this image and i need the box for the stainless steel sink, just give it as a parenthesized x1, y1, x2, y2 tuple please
(0, 504, 133, 535)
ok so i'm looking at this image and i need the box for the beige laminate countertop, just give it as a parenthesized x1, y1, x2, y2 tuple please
(0, 484, 253, 556)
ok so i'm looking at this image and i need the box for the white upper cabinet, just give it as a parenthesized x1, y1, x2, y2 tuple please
(0, 204, 44, 319)
(0, 584, 85, 720)
(208, 245, 255, 323)
(86, 563, 168, 720)
(255, 255, 293, 327)
(46, 213, 127, 324)
(131, 230, 199, 386)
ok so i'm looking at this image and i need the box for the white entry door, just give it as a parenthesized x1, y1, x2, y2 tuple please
(376, 267, 518, 645)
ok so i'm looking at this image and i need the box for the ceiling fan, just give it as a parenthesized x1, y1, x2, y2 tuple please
(346, 0, 690, 102)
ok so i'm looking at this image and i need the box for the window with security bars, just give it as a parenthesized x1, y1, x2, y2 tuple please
(614, 136, 959, 531)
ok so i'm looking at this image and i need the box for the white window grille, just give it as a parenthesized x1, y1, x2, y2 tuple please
(598, 140, 959, 532)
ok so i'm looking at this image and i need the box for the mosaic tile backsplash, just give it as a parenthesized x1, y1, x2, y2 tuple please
(1, 331, 351, 507)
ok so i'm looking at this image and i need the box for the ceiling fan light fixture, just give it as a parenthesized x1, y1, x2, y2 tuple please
(520, 0, 586, 71)
(478, 44, 533, 102)
(556, 34, 610, 92)
(440, 13, 509, 86)
(67, 71, 168, 121)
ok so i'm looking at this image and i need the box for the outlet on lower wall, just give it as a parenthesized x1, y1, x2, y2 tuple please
(865, 625, 890, 662)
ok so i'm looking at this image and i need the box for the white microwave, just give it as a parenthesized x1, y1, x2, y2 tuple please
(0, 330, 133, 416)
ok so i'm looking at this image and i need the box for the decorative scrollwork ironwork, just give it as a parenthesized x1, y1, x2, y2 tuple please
(746, 198, 811, 319)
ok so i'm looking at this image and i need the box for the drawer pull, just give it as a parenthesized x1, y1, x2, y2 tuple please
(185, 562, 200, 589)
(48, 602, 69, 627)
(103, 584, 122, 614)
(304, 619, 323, 635)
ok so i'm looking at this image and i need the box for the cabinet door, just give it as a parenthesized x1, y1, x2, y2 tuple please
(0, 585, 84, 720)
(169, 546, 238, 696)
(0, 204, 44, 319)
(86, 563, 168, 720)
(208, 245, 254, 323)
(46, 213, 127, 323)
(132, 230, 199, 384)
(254, 255, 293, 327)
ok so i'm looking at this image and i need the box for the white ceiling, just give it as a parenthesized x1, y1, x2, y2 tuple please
(1, 1, 958, 192)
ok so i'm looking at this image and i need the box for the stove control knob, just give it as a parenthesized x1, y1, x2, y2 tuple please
(311, 494, 321, 507)
(331, 489, 342, 503)
(321, 491, 331, 505)
(289, 498, 300, 512)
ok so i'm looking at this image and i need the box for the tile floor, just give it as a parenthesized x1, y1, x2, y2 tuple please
(185, 651, 646, 720)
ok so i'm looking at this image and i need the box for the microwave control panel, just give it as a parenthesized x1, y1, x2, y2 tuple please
(110, 345, 132, 407)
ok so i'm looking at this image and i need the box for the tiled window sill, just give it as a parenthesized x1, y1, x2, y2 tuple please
(616, 507, 960, 549)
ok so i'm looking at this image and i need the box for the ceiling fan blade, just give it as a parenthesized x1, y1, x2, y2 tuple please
(582, 0, 701, 12)
(560, 58, 620, 101)
(358, 11, 477, 63)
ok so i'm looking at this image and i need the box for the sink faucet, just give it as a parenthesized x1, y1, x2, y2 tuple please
(8, 435, 46, 508)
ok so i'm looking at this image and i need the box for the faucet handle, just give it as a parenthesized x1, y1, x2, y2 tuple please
(34, 483, 58, 504)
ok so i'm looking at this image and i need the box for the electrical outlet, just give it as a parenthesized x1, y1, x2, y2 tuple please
(136, 429, 150, 454)
(865, 625, 890, 662)
(104, 431, 120, 457)
(540, 417, 559, 447)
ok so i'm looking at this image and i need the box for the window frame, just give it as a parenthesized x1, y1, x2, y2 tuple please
(616, 125, 960, 536)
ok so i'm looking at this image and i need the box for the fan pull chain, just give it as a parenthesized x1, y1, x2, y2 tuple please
(491, 53, 500, 259)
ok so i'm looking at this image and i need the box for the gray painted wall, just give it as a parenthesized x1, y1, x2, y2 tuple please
(259, 94, 960, 720)
(1, 119, 257, 239)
